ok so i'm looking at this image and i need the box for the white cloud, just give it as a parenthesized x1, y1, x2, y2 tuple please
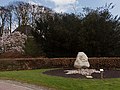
(26, 0, 41, 5)
(47, 0, 78, 13)
(48, 0, 77, 6)
(28, 1, 38, 5)
(54, 6, 68, 13)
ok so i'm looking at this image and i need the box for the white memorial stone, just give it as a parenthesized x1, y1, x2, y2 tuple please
(74, 52, 90, 69)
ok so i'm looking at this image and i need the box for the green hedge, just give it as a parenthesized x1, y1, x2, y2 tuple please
(0, 58, 120, 71)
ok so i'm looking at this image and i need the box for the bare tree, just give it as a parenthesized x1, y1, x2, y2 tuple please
(29, 4, 53, 27)
(13, 1, 30, 26)
(13, 3, 21, 26)
(6, 5, 14, 33)
(0, 6, 8, 35)
(0, 1, 54, 35)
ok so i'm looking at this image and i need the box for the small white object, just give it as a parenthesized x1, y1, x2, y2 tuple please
(86, 76, 93, 79)
(100, 69, 104, 72)
(94, 71, 100, 73)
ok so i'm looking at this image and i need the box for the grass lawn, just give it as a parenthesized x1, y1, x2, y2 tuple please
(0, 69, 120, 90)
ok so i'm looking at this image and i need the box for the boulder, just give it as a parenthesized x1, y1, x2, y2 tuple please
(74, 52, 90, 69)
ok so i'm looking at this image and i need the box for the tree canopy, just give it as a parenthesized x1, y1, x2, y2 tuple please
(33, 5, 120, 57)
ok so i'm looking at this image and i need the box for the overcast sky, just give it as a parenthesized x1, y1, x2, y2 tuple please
(0, 0, 120, 16)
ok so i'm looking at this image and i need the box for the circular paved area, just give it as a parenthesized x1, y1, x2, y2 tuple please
(0, 80, 52, 90)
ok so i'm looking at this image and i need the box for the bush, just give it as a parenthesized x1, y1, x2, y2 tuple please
(24, 38, 45, 57)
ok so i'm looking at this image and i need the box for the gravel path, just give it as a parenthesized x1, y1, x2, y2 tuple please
(0, 80, 53, 90)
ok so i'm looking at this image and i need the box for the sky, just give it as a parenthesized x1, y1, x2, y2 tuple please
(0, 0, 120, 16)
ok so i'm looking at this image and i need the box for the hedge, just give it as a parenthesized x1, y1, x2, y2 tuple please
(0, 58, 119, 71)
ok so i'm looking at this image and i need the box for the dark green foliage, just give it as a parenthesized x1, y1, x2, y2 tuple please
(33, 13, 82, 57)
(80, 6, 120, 56)
(32, 5, 120, 57)
(24, 38, 45, 57)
